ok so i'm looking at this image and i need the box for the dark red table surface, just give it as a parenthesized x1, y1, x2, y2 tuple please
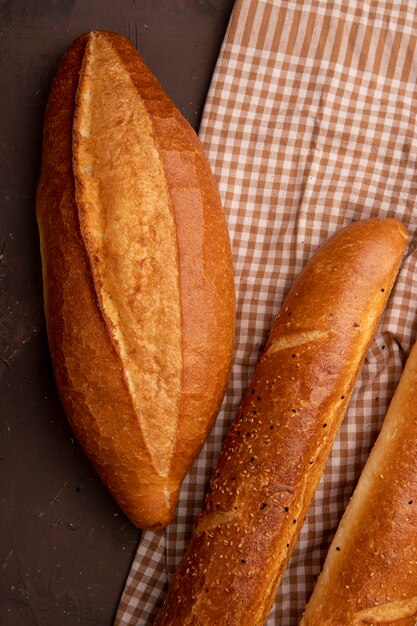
(0, 1, 235, 624)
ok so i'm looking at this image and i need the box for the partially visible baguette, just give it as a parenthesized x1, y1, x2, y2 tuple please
(154, 218, 407, 626)
(300, 340, 417, 626)
(36, 31, 235, 530)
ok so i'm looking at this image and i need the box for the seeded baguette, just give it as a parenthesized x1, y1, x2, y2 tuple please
(154, 218, 407, 625)
(36, 31, 235, 530)
(300, 339, 417, 626)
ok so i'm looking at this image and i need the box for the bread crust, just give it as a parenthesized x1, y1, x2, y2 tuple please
(154, 218, 407, 624)
(300, 340, 417, 626)
(36, 31, 235, 529)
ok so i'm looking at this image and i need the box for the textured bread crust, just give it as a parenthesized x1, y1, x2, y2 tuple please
(154, 218, 407, 625)
(36, 31, 235, 529)
(300, 340, 417, 626)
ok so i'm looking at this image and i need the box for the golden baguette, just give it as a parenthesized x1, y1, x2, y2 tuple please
(300, 340, 417, 626)
(36, 31, 235, 530)
(154, 218, 407, 625)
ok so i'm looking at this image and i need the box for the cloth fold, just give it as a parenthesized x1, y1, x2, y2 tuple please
(115, 1, 417, 624)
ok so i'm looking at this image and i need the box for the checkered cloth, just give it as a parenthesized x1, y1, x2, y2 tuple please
(115, 1, 417, 624)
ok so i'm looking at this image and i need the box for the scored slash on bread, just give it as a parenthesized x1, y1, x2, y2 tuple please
(36, 31, 235, 530)
(155, 218, 408, 626)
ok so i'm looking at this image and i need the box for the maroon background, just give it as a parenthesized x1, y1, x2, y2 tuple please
(0, 1, 235, 624)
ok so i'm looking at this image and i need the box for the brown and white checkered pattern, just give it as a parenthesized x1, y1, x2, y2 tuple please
(115, 1, 417, 624)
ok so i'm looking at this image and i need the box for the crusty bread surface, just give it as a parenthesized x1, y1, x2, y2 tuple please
(300, 340, 417, 626)
(36, 31, 235, 529)
(154, 218, 407, 625)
